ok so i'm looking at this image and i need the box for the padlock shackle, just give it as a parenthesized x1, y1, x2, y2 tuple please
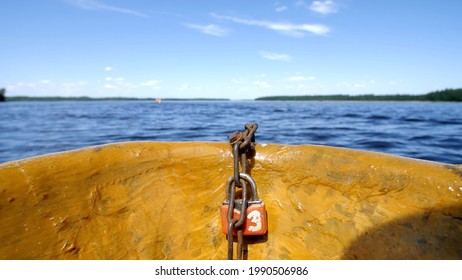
(225, 173, 260, 202)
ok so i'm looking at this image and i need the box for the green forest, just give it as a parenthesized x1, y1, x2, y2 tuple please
(256, 88, 462, 102)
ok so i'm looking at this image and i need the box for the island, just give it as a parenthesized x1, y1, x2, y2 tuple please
(255, 88, 462, 102)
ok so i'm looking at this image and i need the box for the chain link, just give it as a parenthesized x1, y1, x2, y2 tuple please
(225, 123, 258, 260)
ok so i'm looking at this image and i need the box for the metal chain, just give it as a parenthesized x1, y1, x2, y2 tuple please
(226, 123, 258, 260)
(226, 179, 247, 259)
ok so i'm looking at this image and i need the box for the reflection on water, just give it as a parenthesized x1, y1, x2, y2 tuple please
(0, 101, 461, 164)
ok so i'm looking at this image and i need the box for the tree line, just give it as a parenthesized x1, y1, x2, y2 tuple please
(1, 87, 461, 102)
(256, 88, 462, 102)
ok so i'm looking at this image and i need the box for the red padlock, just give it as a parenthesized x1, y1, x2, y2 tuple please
(220, 173, 268, 236)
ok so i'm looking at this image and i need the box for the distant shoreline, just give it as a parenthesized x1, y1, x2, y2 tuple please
(5, 96, 230, 102)
(2, 88, 461, 102)
(256, 88, 462, 102)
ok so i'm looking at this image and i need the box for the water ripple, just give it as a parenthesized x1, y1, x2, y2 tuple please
(0, 101, 461, 164)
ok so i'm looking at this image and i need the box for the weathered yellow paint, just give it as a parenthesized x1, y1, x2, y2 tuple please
(0, 142, 461, 259)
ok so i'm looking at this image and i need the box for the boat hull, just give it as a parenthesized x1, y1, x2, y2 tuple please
(0, 142, 461, 259)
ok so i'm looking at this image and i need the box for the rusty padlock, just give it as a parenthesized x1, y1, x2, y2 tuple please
(220, 173, 268, 236)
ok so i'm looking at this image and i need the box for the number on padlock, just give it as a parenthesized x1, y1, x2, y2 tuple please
(220, 202, 268, 235)
(220, 173, 268, 236)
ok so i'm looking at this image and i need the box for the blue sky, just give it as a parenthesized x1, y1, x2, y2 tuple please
(1, 0, 461, 99)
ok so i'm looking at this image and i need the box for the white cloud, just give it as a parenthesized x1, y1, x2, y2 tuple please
(141, 80, 161, 90)
(104, 84, 116, 89)
(184, 23, 229, 36)
(253, 81, 271, 88)
(66, 0, 147, 17)
(260, 51, 292, 62)
(105, 77, 125, 82)
(104, 66, 113, 72)
(211, 13, 330, 37)
(102, 76, 139, 93)
(231, 78, 247, 84)
(177, 83, 203, 92)
(354, 83, 366, 88)
(285, 76, 316, 82)
(275, 5, 288, 12)
(310, 0, 339, 15)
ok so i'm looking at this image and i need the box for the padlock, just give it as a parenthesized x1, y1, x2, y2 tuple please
(220, 173, 268, 236)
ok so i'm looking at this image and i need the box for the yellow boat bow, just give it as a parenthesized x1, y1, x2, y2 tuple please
(0, 142, 461, 259)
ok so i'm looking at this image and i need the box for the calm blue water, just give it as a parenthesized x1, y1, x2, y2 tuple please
(0, 101, 461, 164)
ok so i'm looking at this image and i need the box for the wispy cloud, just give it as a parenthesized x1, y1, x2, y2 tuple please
(296, 0, 339, 15)
(285, 75, 316, 82)
(66, 0, 147, 17)
(211, 13, 329, 37)
(231, 78, 247, 84)
(275, 5, 288, 12)
(105, 76, 125, 82)
(103, 76, 139, 91)
(260, 51, 292, 62)
(141, 80, 162, 90)
(184, 23, 230, 36)
(310, 0, 339, 14)
(253, 81, 271, 88)
(104, 84, 116, 89)
(104, 66, 113, 72)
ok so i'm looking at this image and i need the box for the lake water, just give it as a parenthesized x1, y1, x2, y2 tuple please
(0, 101, 461, 164)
